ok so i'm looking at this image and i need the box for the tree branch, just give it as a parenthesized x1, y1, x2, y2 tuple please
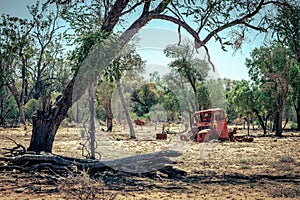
(202, 0, 266, 45)
(121, 1, 145, 16)
(102, 0, 130, 33)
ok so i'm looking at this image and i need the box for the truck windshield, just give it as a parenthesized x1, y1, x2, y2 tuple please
(194, 112, 213, 123)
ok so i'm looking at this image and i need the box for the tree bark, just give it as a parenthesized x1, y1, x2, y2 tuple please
(28, 77, 76, 153)
(7, 85, 26, 125)
(106, 117, 113, 132)
(88, 81, 96, 159)
(115, 75, 136, 139)
(296, 100, 300, 130)
(104, 92, 113, 132)
(253, 109, 268, 135)
(275, 111, 283, 136)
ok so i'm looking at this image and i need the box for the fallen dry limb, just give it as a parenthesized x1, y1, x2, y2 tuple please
(0, 150, 186, 178)
(1, 137, 26, 156)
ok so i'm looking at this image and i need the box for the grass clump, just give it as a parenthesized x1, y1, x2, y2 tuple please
(271, 187, 300, 198)
(278, 155, 295, 163)
(59, 169, 117, 200)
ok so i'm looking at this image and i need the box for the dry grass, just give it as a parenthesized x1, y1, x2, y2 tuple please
(58, 169, 117, 200)
(0, 125, 300, 199)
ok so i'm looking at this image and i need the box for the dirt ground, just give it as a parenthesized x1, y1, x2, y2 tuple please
(0, 123, 299, 200)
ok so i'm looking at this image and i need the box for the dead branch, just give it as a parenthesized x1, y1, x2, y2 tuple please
(0, 150, 185, 178)
(1, 137, 26, 157)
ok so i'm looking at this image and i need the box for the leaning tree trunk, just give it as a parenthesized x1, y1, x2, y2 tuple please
(115, 75, 136, 139)
(27, 78, 76, 153)
(27, 0, 170, 153)
(254, 109, 268, 135)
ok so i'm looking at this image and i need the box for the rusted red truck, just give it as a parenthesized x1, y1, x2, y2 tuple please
(180, 108, 234, 142)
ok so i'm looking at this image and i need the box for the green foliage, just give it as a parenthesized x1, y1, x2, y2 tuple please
(5, 95, 19, 124)
(207, 79, 226, 109)
(103, 49, 145, 82)
(272, 2, 300, 130)
(131, 83, 163, 117)
(164, 40, 210, 111)
(161, 88, 181, 121)
(24, 98, 40, 122)
(291, 123, 298, 130)
(0, 87, 19, 126)
(164, 41, 210, 85)
(69, 30, 109, 73)
(245, 43, 297, 135)
(95, 106, 107, 122)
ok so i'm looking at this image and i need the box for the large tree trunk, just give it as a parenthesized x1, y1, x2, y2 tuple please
(28, 96, 63, 153)
(26, 0, 172, 153)
(28, 78, 76, 153)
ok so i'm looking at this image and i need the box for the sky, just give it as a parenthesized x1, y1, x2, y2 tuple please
(0, 0, 267, 81)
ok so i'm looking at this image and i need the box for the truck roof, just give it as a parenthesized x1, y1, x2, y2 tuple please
(193, 108, 224, 115)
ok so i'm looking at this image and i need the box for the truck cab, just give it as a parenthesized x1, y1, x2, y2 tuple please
(181, 108, 229, 142)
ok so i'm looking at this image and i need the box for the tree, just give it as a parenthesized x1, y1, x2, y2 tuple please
(246, 44, 296, 136)
(0, 86, 19, 127)
(149, 72, 181, 122)
(228, 80, 271, 135)
(0, 2, 70, 127)
(272, 2, 300, 130)
(28, 0, 281, 153)
(207, 79, 226, 109)
(131, 83, 163, 117)
(104, 50, 145, 138)
(223, 78, 239, 123)
(164, 40, 210, 110)
(0, 15, 34, 125)
(96, 80, 115, 131)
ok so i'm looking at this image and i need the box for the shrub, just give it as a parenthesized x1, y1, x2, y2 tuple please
(278, 155, 295, 163)
(24, 98, 40, 122)
(290, 122, 298, 130)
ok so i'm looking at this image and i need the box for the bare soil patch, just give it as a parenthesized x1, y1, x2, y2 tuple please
(0, 125, 299, 199)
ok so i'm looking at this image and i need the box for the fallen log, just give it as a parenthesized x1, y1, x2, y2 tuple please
(0, 150, 185, 178)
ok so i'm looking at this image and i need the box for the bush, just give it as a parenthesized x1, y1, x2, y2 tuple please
(24, 98, 40, 122)
(1, 94, 19, 127)
(278, 155, 295, 163)
(290, 122, 298, 130)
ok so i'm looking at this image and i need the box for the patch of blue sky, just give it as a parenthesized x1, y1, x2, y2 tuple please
(0, 0, 267, 80)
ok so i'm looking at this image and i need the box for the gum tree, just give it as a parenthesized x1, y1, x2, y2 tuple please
(0, 2, 69, 127)
(273, 2, 300, 130)
(28, 0, 284, 153)
(246, 44, 296, 136)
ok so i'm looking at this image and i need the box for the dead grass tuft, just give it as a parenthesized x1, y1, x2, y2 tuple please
(271, 187, 300, 198)
(58, 169, 117, 200)
(278, 155, 295, 163)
